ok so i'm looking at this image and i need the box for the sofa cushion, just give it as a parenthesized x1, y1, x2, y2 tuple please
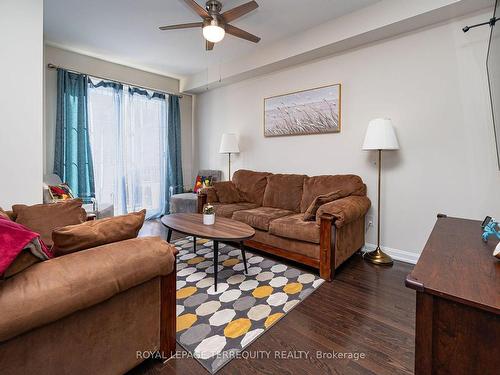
(262, 174, 307, 212)
(300, 175, 366, 212)
(52, 210, 146, 256)
(212, 202, 259, 218)
(213, 181, 241, 204)
(13, 200, 87, 247)
(232, 170, 271, 205)
(232, 207, 293, 231)
(0, 236, 176, 342)
(269, 214, 320, 244)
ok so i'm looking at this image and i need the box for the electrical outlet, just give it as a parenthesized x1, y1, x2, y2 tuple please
(366, 216, 374, 232)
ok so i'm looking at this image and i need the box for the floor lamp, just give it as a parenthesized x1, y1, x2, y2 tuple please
(362, 118, 400, 265)
(219, 133, 239, 181)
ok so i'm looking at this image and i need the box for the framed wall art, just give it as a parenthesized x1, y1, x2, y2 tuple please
(264, 83, 341, 137)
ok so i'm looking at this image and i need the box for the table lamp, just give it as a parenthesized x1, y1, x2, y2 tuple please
(362, 118, 400, 265)
(219, 133, 240, 180)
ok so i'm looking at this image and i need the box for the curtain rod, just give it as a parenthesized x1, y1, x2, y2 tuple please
(46, 63, 183, 98)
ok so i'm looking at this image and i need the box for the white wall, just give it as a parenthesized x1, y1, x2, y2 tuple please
(44, 46, 194, 188)
(194, 11, 500, 262)
(0, 0, 43, 207)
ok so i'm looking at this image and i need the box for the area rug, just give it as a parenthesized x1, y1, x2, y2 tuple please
(174, 236, 324, 373)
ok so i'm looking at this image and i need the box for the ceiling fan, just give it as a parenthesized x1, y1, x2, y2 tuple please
(159, 0, 261, 51)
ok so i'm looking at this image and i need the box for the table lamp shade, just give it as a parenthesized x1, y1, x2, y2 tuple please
(362, 118, 400, 150)
(219, 133, 240, 154)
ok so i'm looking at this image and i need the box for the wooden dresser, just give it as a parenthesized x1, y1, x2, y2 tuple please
(406, 216, 500, 375)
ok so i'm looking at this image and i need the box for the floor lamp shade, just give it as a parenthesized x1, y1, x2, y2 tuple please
(219, 133, 239, 180)
(219, 133, 240, 154)
(362, 118, 400, 150)
(362, 118, 399, 266)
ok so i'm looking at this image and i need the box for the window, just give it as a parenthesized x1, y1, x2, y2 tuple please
(87, 79, 168, 218)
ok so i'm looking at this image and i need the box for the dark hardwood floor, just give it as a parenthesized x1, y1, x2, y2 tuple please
(134, 220, 416, 375)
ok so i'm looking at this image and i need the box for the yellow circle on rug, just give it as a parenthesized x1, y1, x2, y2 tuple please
(196, 239, 209, 244)
(252, 285, 274, 298)
(187, 256, 205, 265)
(223, 258, 239, 267)
(177, 286, 197, 299)
(177, 313, 197, 332)
(224, 318, 252, 338)
(264, 313, 284, 329)
(283, 282, 303, 295)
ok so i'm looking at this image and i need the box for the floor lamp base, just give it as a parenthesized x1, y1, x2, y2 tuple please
(363, 246, 393, 266)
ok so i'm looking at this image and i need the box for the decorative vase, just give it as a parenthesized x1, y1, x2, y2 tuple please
(203, 213, 215, 225)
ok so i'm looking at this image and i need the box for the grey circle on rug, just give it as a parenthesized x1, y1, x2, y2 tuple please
(217, 268, 235, 279)
(184, 293, 209, 308)
(177, 263, 188, 270)
(179, 323, 212, 346)
(259, 259, 276, 268)
(233, 296, 256, 311)
(196, 261, 212, 269)
(284, 268, 301, 279)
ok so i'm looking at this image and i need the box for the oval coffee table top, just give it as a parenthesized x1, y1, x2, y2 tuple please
(161, 213, 255, 241)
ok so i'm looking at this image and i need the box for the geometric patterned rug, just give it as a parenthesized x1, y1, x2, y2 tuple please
(174, 236, 324, 373)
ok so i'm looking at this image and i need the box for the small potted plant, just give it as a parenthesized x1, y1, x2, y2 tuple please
(203, 203, 215, 225)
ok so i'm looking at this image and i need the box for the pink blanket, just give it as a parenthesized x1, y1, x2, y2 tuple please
(0, 217, 53, 274)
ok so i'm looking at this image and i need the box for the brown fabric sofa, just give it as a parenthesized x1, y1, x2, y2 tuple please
(0, 207, 177, 375)
(198, 170, 370, 281)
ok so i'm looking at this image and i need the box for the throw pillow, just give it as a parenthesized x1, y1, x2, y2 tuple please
(213, 181, 241, 204)
(48, 183, 75, 201)
(193, 175, 213, 193)
(13, 199, 87, 247)
(52, 209, 146, 256)
(303, 189, 349, 221)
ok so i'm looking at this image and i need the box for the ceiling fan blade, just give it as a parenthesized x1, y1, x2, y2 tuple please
(183, 0, 210, 19)
(225, 24, 261, 43)
(159, 22, 203, 30)
(221, 1, 259, 23)
(206, 40, 214, 51)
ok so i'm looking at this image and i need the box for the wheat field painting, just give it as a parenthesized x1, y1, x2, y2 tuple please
(264, 84, 341, 137)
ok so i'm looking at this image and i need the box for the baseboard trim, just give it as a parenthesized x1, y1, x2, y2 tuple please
(362, 243, 419, 265)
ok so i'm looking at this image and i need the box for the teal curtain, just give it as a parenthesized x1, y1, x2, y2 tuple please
(53, 69, 95, 202)
(166, 95, 183, 213)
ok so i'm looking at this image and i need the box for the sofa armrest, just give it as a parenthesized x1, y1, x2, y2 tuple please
(0, 237, 176, 342)
(316, 196, 371, 228)
(198, 186, 218, 203)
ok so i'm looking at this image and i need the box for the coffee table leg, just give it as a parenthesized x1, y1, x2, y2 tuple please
(167, 228, 172, 243)
(193, 236, 197, 254)
(213, 241, 218, 292)
(240, 241, 248, 274)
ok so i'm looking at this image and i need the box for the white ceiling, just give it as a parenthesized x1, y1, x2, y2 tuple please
(44, 0, 380, 78)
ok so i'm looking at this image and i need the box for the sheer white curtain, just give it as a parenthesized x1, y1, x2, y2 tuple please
(88, 80, 168, 218)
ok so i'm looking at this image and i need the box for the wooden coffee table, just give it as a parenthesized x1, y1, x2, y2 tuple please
(161, 213, 255, 291)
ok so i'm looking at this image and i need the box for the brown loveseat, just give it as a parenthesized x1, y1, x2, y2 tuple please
(198, 170, 371, 281)
(0, 205, 177, 375)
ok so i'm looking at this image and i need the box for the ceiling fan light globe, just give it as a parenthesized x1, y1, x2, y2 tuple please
(203, 25, 225, 43)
